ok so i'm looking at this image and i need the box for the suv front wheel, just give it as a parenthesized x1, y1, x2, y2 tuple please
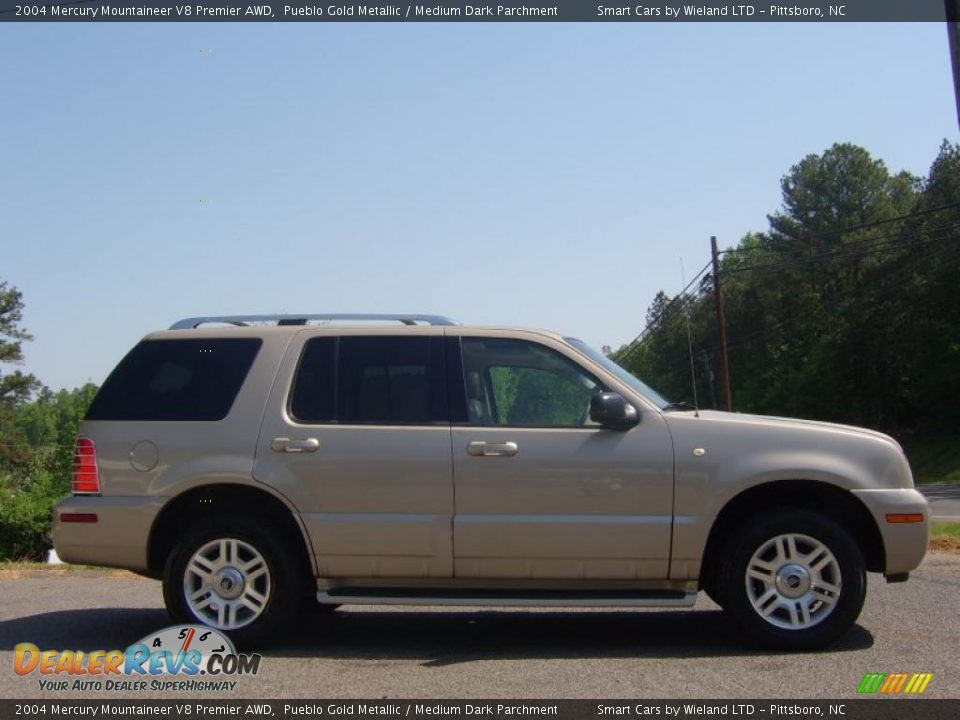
(718, 509, 866, 650)
(162, 516, 302, 647)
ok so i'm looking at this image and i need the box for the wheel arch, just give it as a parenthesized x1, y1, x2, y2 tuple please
(699, 479, 885, 593)
(146, 482, 314, 588)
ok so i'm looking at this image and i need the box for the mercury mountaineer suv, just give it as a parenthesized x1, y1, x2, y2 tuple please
(53, 314, 930, 649)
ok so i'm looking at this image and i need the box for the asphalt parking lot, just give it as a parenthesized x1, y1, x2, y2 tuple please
(1, 551, 958, 701)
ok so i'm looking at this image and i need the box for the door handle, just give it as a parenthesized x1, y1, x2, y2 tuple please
(271, 437, 320, 453)
(466, 441, 518, 457)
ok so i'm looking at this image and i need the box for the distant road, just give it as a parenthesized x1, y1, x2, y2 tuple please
(919, 484, 960, 521)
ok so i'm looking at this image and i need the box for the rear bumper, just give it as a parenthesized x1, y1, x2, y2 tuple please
(851, 488, 930, 576)
(52, 495, 165, 572)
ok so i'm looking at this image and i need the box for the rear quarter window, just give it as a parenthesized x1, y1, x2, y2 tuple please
(86, 338, 262, 421)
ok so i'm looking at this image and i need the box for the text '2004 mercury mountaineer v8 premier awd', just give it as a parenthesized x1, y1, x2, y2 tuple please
(53, 314, 929, 649)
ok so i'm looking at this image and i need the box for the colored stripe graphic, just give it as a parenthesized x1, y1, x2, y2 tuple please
(857, 673, 886, 693)
(857, 672, 932, 694)
(887, 673, 909, 693)
(913, 674, 933, 694)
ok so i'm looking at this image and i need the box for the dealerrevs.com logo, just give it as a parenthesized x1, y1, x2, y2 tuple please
(13, 625, 261, 692)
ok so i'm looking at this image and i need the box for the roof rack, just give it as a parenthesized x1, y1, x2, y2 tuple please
(169, 314, 460, 330)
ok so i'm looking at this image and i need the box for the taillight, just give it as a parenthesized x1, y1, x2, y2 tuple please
(72, 437, 101, 494)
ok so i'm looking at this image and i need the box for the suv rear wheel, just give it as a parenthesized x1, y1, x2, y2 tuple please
(162, 516, 303, 647)
(718, 508, 866, 650)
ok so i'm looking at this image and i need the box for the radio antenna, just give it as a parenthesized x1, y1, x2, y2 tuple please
(680, 258, 700, 417)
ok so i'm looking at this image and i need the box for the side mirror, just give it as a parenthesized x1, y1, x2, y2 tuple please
(590, 392, 639, 430)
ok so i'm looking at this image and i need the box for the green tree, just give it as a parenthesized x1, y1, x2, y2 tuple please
(0, 279, 101, 559)
(16, 383, 99, 487)
(624, 141, 960, 436)
(768, 143, 918, 243)
(876, 141, 960, 429)
(1, 384, 99, 560)
(0, 281, 40, 471)
(747, 143, 920, 423)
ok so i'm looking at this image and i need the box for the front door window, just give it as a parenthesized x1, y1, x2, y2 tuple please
(461, 338, 603, 427)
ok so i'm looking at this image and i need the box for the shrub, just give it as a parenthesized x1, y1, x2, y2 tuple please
(0, 464, 66, 561)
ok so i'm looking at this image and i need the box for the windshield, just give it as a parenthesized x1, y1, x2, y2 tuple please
(564, 337, 672, 410)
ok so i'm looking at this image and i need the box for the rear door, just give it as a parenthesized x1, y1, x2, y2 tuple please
(253, 329, 454, 578)
(449, 333, 675, 579)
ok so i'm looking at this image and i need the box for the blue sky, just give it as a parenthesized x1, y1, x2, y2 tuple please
(1, 22, 956, 391)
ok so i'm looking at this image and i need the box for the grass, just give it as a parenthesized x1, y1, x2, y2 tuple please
(930, 522, 960, 554)
(0, 561, 135, 579)
(931, 521, 960, 539)
(901, 434, 960, 485)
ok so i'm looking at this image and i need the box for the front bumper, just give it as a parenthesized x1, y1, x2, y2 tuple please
(851, 488, 930, 576)
(52, 495, 166, 572)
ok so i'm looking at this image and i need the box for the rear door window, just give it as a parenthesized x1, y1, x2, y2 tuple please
(338, 336, 446, 424)
(289, 336, 447, 425)
(86, 338, 261, 421)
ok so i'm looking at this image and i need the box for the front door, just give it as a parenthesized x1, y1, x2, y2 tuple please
(451, 335, 674, 579)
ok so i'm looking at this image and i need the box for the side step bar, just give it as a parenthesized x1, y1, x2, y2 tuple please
(318, 588, 697, 608)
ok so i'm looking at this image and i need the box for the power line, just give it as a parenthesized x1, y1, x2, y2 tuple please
(648, 233, 960, 408)
(718, 201, 960, 256)
(619, 221, 959, 370)
(697, 233, 960, 358)
(616, 204, 960, 371)
(723, 223, 960, 276)
(720, 219, 960, 272)
(613, 287, 704, 365)
(611, 259, 711, 364)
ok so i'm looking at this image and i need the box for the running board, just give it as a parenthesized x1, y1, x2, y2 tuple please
(317, 587, 697, 608)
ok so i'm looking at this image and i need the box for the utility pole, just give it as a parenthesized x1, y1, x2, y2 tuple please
(701, 349, 718, 409)
(710, 236, 733, 411)
(947, 0, 960, 129)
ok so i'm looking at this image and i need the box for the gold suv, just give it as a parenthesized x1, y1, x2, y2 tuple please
(53, 314, 929, 649)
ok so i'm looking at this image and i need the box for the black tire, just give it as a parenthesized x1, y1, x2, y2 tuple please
(162, 515, 304, 648)
(717, 508, 866, 651)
